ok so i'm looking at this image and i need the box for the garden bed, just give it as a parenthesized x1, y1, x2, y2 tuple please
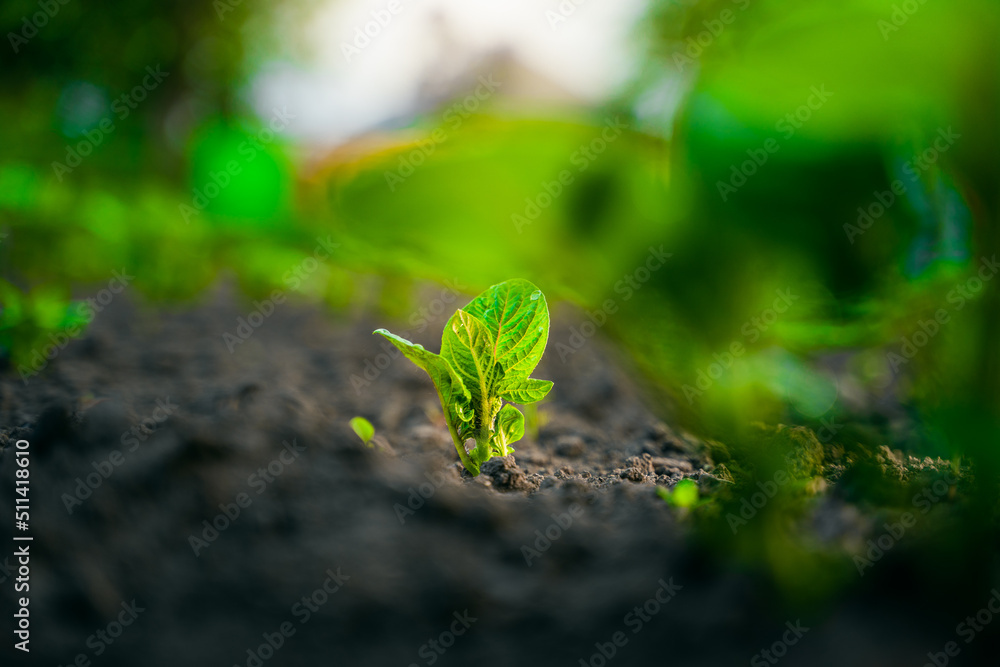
(0, 287, 992, 666)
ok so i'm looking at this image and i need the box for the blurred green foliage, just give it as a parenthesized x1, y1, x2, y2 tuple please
(657, 478, 701, 508)
(2, 0, 999, 597)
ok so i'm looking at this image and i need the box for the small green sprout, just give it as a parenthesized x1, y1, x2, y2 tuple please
(524, 401, 549, 441)
(657, 479, 700, 508)
(349, 416, 376, 447)
(375, 279, 553, 476)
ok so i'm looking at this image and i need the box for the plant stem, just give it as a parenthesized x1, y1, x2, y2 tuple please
(473, 428, 491, 466)
(472, 393, 503, 464)
(447, 420, 479, 476)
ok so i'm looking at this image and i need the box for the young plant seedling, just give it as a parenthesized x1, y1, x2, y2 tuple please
(375, 279, 553, 476)
(349, 417, 376, 447)
(657, 479, 699, 508)
(657, 478, 714, 512)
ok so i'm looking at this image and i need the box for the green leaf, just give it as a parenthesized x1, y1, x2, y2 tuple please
(440, 309, 501, 404)
(499, 378, 553, 404)
(374, 280, 553, 475)
(440, 310, 505, 463)
(658, 479, 700, 508)
(373, 328, 478, 473)
(461, 278, 550, 381)
(496, 404, 525, 455)
(349, 416, 375, 445)
(438, 280, 552, 465)
(374, 328, 468, 403)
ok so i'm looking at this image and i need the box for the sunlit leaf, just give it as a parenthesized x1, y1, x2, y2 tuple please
(349, 416, 375, 445)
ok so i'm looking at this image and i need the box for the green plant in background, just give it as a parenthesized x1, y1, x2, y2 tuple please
(523, 402, 549, 442)
(657, 479, 701, 509)
(375, 279, 553, 476)
(0, 280, 90, 374)
(349, 416, 375, 447)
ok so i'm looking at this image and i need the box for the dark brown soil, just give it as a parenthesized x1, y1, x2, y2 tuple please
(0, 286, 989, 666)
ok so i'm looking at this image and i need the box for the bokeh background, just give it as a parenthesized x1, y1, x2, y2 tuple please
(2, 0, 1000, 663)
(5, 0, 999, 483)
